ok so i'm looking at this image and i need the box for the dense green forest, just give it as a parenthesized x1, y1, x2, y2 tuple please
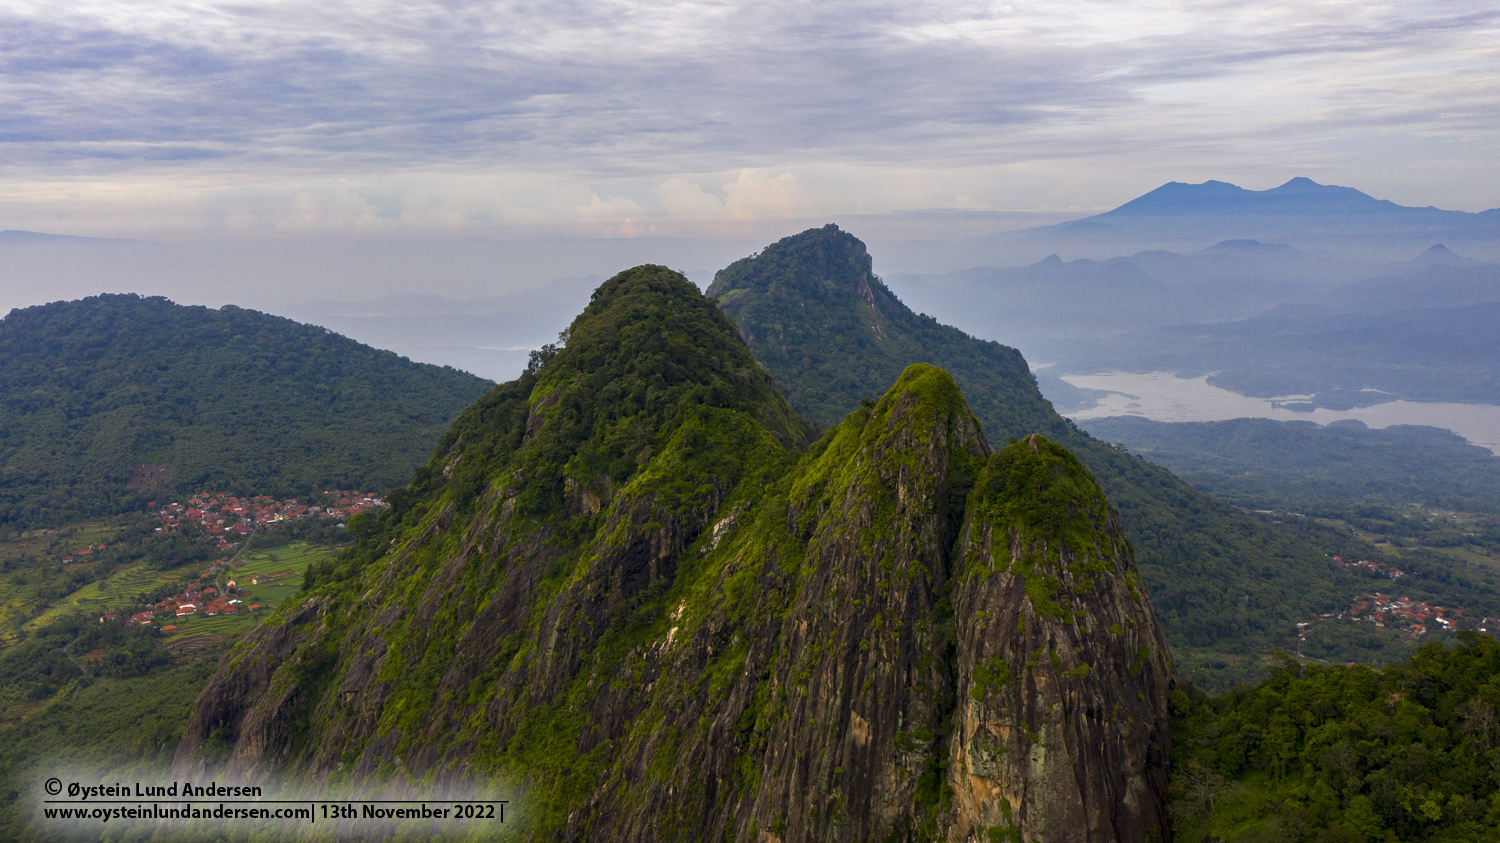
(0, 614, 172, 708)
(708, 225, 1426, 688)
(1172, 634, 1500, 842)
(0, 294, 493, 530)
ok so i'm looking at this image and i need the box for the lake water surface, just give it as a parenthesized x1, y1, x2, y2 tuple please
(1057, 371, 1500, 455)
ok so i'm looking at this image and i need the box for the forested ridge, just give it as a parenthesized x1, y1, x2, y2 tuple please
(0, 294, 493, 529)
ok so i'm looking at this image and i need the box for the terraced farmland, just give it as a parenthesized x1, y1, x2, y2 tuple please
(0, 523, 170, 645)
(17, 565, 186, 639)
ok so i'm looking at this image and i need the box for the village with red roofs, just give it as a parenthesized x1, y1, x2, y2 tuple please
(149, 489, 388, 551)
(98, 490, 385, 630)
(1324, 555, 1500, 640)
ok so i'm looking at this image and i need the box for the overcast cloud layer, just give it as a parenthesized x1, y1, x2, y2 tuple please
(1, 0, 1498, 237)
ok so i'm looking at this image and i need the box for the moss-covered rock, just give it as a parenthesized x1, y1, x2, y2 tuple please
(949, 435, 1173, 843)
(173, 270, 1172, 842)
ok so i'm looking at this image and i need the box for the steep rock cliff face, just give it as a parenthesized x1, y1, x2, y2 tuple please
(949, 436, 1172, 842)
(174, 266, 1172, 841)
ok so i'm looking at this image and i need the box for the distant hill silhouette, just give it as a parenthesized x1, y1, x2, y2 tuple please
(0, 230, 137, 245)
(881, 178, 1500, 270)
(1100, 177, 1449, 219)
(1412, 243, 1482, 267)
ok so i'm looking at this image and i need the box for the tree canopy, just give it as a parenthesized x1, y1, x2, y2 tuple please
(0, 294, 493, 529)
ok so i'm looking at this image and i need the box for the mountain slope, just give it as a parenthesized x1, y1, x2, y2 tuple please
(172, 266, 1172, 842)
(0, 294, 494, 528)
(710, 225, 1379, 686)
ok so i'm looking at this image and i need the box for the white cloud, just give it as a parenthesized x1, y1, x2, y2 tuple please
(576, 193, 658, 237)
(721, 171, 825, 221)
(397, 194, 466, 227)
(656, 171, 830, 222)
(0, 0, 1496, 235)
(656, 179, 731, 220)
(577, 193, 645, 222)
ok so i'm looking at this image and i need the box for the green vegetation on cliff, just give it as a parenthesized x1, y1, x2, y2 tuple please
(0, 294, 493, 529)
(708, 225, 1387, 688)
(169, 268, 1170, 842)
(952, 433, 1173, 840)
(1172, 634, 1500, 842)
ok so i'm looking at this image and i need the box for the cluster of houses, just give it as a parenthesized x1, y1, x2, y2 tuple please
(93, 489, 386, 635)
(1321, 555, 1500, 639)
(108, 580, 264, 629)
(149, 489, 386, 550)
(319, 490, 389, 520)
(1332, 555, 1407, 579)
(1332, 591, 1500, 640)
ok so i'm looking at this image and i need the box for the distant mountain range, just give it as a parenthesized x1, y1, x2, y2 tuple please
(5, 177, 1496, 409)
(884, 231, 1500, 411)
(0, 230, 137, 245)
(883, 177, 1500, 270)
(1098, 177, 1493, 226)
(1029, 264, 1500, 409)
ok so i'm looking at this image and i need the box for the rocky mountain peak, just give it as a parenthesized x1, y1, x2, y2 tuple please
(172, 272, 1172, 841)
(709, 224, 885, 310)
(949, 433, 1173, 841)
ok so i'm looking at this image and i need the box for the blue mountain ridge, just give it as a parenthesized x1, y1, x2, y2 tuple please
(1095, 177, 1490, 222)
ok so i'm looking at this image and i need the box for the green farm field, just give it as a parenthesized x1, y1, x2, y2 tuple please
(161, 542, 338, 640)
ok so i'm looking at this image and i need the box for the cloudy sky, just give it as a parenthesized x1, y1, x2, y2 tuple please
(1, 0, 1498, 241)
